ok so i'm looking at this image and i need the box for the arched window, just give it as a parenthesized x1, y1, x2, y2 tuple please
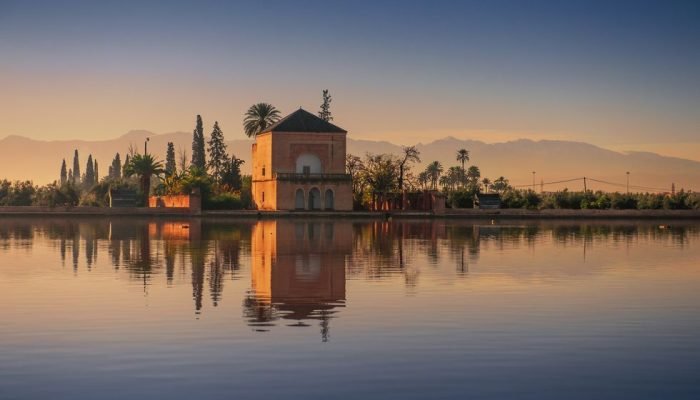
(296, 154, 322, 174)
(295, 188, 305, 210)
(324, 189, 334, 210)
(308, 187, 321, 210)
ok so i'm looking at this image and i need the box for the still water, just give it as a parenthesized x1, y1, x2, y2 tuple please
(1, 217, 699, 399)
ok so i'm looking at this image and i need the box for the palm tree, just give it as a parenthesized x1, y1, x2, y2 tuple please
(456, 149, 470, 172)
(417, 171, 429, 190)
(481, 178, 491, 193)
(124, 154, 165, 197)
(425, 161, 443, 190)
(243, 103, 281, 137)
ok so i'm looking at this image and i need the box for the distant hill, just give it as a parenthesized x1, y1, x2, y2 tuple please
(1, 132, 698, 192)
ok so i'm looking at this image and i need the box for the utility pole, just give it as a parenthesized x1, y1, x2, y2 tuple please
(144, 137, 150, 155)
(583, 176, 587, 192)
(540, 179, 544, 193)
(532, 171, 536, 192)
(626, 171, 630, 194)
(672, 182, 675, 195)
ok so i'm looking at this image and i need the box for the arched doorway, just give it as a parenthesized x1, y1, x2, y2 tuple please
(324, 189, 334, 210)
(295, 188, 305, 210)
(308, 188, 321, 210)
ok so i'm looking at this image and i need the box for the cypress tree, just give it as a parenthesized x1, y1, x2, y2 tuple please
(60, 159, 67, 185)
(84, 155, 95, 188)
(191, 115, 206, 170)
(165, 142, 176, 176)
(123, 154, 130, 177)
(111, 153, 122, 179)
(72, 150, 81, 184)
(68, 169, 73, 183)
(319, 89, 333, 122)
(207, 121, 228, 181)
(94, 159, 99, 183)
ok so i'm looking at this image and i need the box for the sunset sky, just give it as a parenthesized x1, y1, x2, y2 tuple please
(1, 0, 699, 159)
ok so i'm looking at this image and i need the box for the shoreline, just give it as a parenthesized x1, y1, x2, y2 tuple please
(1, 206, 700, 219)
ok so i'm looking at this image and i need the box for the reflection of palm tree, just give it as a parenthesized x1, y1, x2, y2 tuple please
(243, 103, 281, 138)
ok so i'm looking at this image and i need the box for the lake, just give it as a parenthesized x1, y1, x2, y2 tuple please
(1, 217, 699, 399)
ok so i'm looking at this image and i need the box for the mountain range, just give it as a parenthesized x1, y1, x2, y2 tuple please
(0, 131, 698, 192)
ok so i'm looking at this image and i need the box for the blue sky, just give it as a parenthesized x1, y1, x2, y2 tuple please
(1, 0, 699, 157)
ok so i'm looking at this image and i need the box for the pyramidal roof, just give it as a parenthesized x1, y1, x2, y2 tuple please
(260, 108, 347, 134)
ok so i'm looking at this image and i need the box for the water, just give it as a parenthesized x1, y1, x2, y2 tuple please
(1, 217, 699, 400)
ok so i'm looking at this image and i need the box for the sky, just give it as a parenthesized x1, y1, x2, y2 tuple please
(1, 0, 699, 159)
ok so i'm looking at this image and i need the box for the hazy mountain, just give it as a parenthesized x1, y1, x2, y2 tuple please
(1, 132, 698, 192)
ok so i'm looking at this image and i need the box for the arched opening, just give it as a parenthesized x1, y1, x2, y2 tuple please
(308, 188, 321, 210)
(324, 189, 334, 210)
(295, 188, 305, 210)
(296, 154, 322, 174)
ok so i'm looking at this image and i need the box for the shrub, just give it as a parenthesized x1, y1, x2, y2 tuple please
(448, 190, 474, 208)
(204, 192, 244, 210)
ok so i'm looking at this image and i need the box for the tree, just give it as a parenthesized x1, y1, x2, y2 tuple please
(398, 145, 421, 191)
(191, 115, 206, 169)
(318, 89, 333, 122)
(482, 178, 492, 193)
(72, 150, 80, 184)
(220, 155, 245, 190)
(60, 160, 67, 185)
(123, 154, 130, 177)
(466, 165, 481, 187)
(165, 142, 176, 176)
(207, 121, 228, 181)
(243, 103, 281, 137)
(491, 176, 511, 193)
(456, 149, 470, 172)
(124, 154, 164, 198)
(94, 159, 99, 183)
(68, 169, 73, 183)
(84, 154, 95, 188)
(417, 171, 429, 190)
(425, 161, 443, 190)
(346, 154, 364, 196)
(111, 153, 122, 179)
(361, 153, 399, 194)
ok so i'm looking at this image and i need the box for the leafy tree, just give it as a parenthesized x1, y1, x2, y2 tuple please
(72, 149, 80, 184)
(60, 159, 67, 185)
(346, 154, 364, 196)
(207, 121, 228, 181)
(111, 153, 122, 179)
(124, 154, 165, 198)
(243, 103, 281, 137)
(398, 145, 420, 191)
(84, 154, 95, 188)
(318, 89, 333, 122)
(220, 155, 245, 190)
(191, 115, 206, 169)
(361, 153, 399, 193)
(165, 142, 176, 176)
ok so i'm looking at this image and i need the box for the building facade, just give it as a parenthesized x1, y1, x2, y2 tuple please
(251, 108, 353, 211)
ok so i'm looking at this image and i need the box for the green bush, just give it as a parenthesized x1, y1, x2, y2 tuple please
(448, 190, 474, 208)
(204, 192, 244, 210)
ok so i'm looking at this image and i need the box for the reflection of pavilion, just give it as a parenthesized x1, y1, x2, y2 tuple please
(246, 220, 351, 340)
